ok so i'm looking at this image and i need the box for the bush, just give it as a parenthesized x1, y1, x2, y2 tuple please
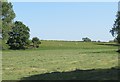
(82, 37, 91, 42)
(32, 37, 41, 48)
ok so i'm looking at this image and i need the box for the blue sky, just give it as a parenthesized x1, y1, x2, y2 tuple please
(12, 2, 118, 41)
(8, 0, 120, 2)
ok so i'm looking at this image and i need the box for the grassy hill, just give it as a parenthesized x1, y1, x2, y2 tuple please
(2, 40, 119, 80)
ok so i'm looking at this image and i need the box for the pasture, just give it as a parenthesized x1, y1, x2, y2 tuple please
(2, 40, 119, 80)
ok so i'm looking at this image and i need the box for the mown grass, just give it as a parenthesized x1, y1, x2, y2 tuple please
(2, 41, 119, 80)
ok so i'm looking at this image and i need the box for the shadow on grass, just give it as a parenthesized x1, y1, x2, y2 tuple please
(19, 67, 119, 81)
(96, 43, 120, 47)
(96, 43, 120, 53)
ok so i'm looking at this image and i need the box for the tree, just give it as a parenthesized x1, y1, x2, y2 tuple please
(110, 11, 120, 52)
(109, 39, 117, 43)
(1, 1, 16, 49)
(82, 37, 91, 42)
(32, 37, 41, 48)
(0, 2, 2, 35)
(7, 21, 30, 49)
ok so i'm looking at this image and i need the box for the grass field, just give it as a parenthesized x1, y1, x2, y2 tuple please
(2, 40, 119, 80)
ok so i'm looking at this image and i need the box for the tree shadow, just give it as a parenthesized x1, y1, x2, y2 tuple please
(19, 67, 119, 81)
(96, 43, 120, 47)
(96, 43, 120, 53)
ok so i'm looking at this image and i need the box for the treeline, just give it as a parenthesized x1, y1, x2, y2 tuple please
(1, 1, 41, 50)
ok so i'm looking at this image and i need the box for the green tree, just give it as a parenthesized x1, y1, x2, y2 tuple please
(82, 37, 91, 42)
(110, 11, 120, 52)
(1, 1, 15, 49)
(32, 37, 41, 48)
(7, 21, 30, 49)
(0, 1, 2, 35)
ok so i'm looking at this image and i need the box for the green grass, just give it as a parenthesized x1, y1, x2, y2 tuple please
(2, 41, 119, 80)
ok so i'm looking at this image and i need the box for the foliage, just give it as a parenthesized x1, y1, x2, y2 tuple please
(109, 38, 117, 43)
(0, 2, 2, 34)
(82, 37, 91, 42)
(32, 37, 41, 48)
(110, 12, 120, 44)
(110, 11, 120, 52)
(1, 1, 16, 49)
(7, 21, 30, 49)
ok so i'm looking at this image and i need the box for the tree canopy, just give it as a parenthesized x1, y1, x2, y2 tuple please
(110, 11, 120, 44)
(1, 1, 16, 49)
(7, 21, 30, 49)
(82, 37, 91, 42)
(110, 11, 120, 52)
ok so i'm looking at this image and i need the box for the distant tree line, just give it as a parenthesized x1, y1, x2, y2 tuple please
(1, 1, 41, 50)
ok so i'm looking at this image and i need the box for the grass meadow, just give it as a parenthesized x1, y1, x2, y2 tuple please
(2, 40, 119, 80)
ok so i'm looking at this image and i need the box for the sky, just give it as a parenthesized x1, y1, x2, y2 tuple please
(8, 0, 120, 2)
(11, 2, 118, 42)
